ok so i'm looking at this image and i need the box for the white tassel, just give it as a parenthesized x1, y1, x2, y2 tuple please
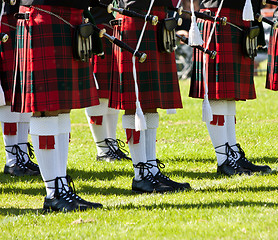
(202, 96, 213, 122)
(0, 84, 6, 106)
(167, 109, 177, 114)
(243, 0, 254, 21)
(188, 0, 203, 46)
(135, 101, 147, 131)
(189, 16, 204, 46)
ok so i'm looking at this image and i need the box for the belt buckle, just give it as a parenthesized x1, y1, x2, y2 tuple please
(203, 10, 213, 17)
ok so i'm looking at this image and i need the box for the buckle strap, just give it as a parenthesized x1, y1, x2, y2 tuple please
(14, 13, 30, 20)
(109, 19, 122, 27)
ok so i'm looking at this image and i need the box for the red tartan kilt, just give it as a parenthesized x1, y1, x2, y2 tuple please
(266, 28, 278, 90)
(109, 6, 182, 110)
(93, 25, 113, 99)
(12, 5, 99, 113)
(0, 15, 17, 103)
(189, 8, 256, 100)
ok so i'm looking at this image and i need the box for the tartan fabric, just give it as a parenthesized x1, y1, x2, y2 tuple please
(0, 15, 17, 103)
(109, 6, 182, 110)
(12, 5, 99, 113)
(92, 25, 113, 99)
(190, 8, 256, 100)
(266, 27, 278, 91)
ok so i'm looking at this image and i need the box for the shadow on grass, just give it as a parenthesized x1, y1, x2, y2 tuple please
(1, 199, 276, 216)
(108, 200, 278, 211)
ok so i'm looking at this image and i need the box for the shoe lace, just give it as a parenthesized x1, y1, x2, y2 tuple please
(133, 162, 159, 184)
(233, 143, 249, 163)
(5, 144, 27, 169)
(215, 143, 241, 169)
(97, 138, 130, 160)
(54, 177, 73, 203)
(66, 175, 83, 201)
(147, 159, 170, 180)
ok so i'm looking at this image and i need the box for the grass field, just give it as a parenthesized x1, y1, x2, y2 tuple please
(0, 68, 277, 239)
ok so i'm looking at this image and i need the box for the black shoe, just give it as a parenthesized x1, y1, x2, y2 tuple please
(4, 162, 39, 176)
(236, 157, 271, 173)
(153, 172, 191, 191)
(43, 195, 79, 213)
(234, 143, 271, 173)
(217, 159, 251, 176)
(66, 175, 103, 209)
(24, 159, 40, 172)
(132, 174, 173, 193)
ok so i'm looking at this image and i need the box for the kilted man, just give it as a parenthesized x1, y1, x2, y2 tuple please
(85, 1, 131, 162)
(190, 0, 271, 176)
(12, 0, 103, 212)
(266, 7, 278, 90)
(0, 2, 39, 177)
(110, 0, 191, 193)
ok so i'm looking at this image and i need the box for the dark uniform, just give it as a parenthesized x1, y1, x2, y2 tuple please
(266, 8, 278, 90)
(110, 0, 190, 194)
(0, 2, 39, 177)
(189, 0, 271, 176)
(12, 0, 103, 212)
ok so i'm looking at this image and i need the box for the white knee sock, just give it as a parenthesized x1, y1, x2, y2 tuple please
(17, 113, 31, 163)
(0, 106, 20, 166)
(122, 114, 147, 180)
(30, 116, 60, 199)
(145, 113, 159, 176)
(58, 113, 71, 178)
(106, 108, 119, 140)
(206, 100, 232, 166)
(85, 99, 109, 156)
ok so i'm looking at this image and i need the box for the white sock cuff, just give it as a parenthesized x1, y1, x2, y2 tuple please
(85, 98, 109, 116)
(0, 106, 20, 122)
(58, 113, 71, 134)
(145, 113, 159, 129)
(30, 116, 59, 135)
(209, 100, 236, 116)
(18, 113, 32, 123)
(122, 114, 135, 129)
(107, 107, 119, 115)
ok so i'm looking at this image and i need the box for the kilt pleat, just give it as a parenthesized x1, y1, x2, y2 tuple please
(109, 7, 182, 110)
(93, 25, 113, 99)
(190, 8, 256, 100)
(12, 5, 99, 113)
(266, 27, 278, 90)
(0, 15, 17, 103)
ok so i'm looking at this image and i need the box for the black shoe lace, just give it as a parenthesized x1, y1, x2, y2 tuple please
(53, 177, 73, 203)
(147, 159, 170, 180)
(6, 143, 38, 168)
(96, 138, 130, 160)
(133, 162, 159, 184)
(215, 143, 241, 169)
(66, 175, 83, 201)
(5, 144, 27, 169)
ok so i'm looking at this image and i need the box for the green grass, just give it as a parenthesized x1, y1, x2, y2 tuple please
(0, 70, 277, 239)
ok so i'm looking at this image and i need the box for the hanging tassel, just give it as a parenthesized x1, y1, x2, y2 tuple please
(243, 0, 254, 21)
(189, 16, 204, 46)
(188, 0, 203, 46)
(135, 101, 147, 131)
(167, 109, 177, 114)
(202, 95, 213, 122)
(0, 85, 6, 106)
